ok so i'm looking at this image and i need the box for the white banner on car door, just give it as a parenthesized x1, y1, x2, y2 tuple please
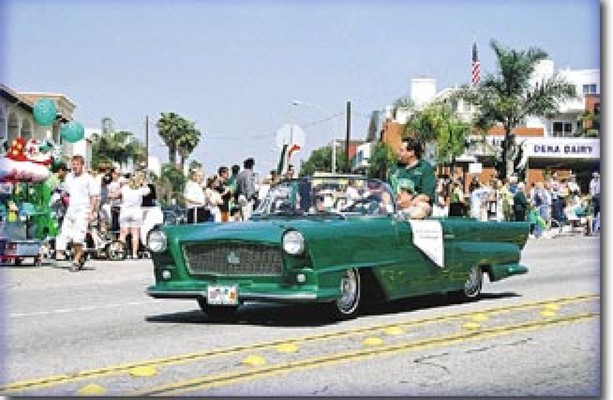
(410, 220, 444, 268)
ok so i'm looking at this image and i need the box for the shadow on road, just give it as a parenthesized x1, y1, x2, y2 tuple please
(145, 291, 522, 327)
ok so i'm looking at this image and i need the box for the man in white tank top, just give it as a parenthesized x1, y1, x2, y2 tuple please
(55, 155, 100, 271)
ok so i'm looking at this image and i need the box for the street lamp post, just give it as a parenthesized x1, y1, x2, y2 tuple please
(291, 100, 339, 173)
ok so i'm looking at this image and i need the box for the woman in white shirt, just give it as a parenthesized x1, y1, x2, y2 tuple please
(183, 169, 210, 223)
(118, 173, 150, 259)
(205, 175, 224, 223)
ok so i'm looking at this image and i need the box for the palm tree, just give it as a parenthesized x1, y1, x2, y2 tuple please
(157, 112, 201, 166)
(91, 130, 145, 170)
(158, 163, 187, 206)
(176, 121, 201, 171)
(404, 102, 471, 180)
(455, 39, 576, 178)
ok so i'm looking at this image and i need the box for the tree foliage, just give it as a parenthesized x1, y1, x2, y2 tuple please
(299, 146, 345, 177)
(404, 102, 471, 168)
(367, 142, 395, 180)
(365, 110, 381, 142)
(454, 39, 576, 178)
(91, 130, 145, 170)
(157, 112, 202, 169)
(156, 163, 187, 206)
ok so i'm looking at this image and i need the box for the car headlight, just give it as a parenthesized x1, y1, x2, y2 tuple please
(282, 230, 305, 255)
(147, 229, 167, 253)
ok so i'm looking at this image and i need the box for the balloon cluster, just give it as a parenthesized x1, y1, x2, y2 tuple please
(33, 98, 84, 143)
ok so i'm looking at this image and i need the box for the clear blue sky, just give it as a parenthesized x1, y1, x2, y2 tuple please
(2, 0, 601, 177)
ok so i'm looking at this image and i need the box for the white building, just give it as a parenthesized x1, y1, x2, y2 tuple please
(0, 85, 75, 146)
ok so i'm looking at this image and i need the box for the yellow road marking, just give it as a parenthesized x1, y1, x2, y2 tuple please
(471, 313, 489, 322)
(76, 383, 106, 396)
(276, 343, 299, 353)
(363, 337, 384, 346)
(0, 294, 599, 395)
(382, 326, 405, 335)
(540, 310, 557, 318)
(242, 355, 267, 367)
(129, 366, 157, 377)
(543, 303, 561, 311)
(462, 322, 481, 330)
(134, 312, 597, 396)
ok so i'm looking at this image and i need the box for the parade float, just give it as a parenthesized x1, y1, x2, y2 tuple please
(0, 137, 57, 265)
(0, 97, 83, 265)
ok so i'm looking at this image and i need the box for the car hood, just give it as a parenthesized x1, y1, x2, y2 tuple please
(161, 218, 343, 245)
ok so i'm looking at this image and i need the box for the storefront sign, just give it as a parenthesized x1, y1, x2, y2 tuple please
(524, 138, 600, 159)
(468, 162, 482, 174)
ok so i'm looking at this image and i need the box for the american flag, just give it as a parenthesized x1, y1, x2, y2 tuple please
(471, 42, 481, 86)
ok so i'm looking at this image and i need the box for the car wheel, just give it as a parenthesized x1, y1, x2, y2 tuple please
(326, 268, 361, 320)
(197, 297, 238, 321)
(106, 240, 126, 261)
(453, 265, 483, 301)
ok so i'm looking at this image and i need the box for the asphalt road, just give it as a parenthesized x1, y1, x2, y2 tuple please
(0, 234, 601, 396)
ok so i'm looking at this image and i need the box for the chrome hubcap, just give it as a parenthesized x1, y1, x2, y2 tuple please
(337, 269, 359, 313)
(464, 266, 482, 297)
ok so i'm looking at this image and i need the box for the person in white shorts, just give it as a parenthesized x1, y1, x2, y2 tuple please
(117, 172, 150, 259)
(55, 155, 100, 271)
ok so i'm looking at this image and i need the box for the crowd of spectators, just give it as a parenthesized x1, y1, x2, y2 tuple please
(432, 171, 600, 238)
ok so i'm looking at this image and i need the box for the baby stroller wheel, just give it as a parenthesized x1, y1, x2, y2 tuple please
(106, 240, 126, 261)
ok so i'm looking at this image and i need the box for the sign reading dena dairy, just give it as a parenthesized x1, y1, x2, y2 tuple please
(523, 138, 600, 159)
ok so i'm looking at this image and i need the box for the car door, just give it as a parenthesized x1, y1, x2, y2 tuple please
(372, 216, 453, 300)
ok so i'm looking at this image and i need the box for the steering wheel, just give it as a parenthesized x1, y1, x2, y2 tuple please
(341, 196, 380, 214)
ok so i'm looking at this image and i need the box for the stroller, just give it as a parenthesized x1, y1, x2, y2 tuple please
(49, 199, 126, 262)
(97, 204, 165, 261)
(83, 215, 126, 261)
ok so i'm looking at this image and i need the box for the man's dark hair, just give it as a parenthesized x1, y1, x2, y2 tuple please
(218, 166, 229, 175)
(231, 165, 240, 175)
(243, 158, 255, 169)
(51, 162, 68, 173)
(403, 137, 423, 159)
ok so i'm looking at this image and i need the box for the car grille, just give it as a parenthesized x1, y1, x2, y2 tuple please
(182, 242, 284, 276)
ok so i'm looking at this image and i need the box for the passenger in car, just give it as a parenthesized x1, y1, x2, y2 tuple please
(396, 181, 431, 220)
(378, 191, 395, 214)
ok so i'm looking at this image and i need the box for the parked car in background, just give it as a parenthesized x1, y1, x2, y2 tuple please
(146, 174, 530, 321)
(161, 205, 187, 225)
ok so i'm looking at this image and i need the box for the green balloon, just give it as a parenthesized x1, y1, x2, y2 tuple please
(60, 121, 85, 143)
(33, 98, 57, 126)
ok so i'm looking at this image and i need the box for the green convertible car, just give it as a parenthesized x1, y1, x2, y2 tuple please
(146, 174, 529, 321)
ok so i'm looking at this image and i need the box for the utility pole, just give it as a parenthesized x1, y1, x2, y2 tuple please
(145, 115, 149, 169)
(345, 101, 351, 173)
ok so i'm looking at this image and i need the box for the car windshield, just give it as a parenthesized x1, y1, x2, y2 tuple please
(253, 174, 396, 217)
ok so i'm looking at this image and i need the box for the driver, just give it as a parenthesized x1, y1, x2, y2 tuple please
(311, 194, 327, 213)
(389, 137, 435, 220)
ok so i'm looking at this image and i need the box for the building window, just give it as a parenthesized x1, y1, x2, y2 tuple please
(582, 84, 598, 94)
(552, 121, 573, 137)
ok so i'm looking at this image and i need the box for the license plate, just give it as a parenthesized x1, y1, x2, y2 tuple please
(206, 285, 239, 305)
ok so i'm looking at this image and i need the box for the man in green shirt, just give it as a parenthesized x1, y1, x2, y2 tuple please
(389, 137, 436, 219)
